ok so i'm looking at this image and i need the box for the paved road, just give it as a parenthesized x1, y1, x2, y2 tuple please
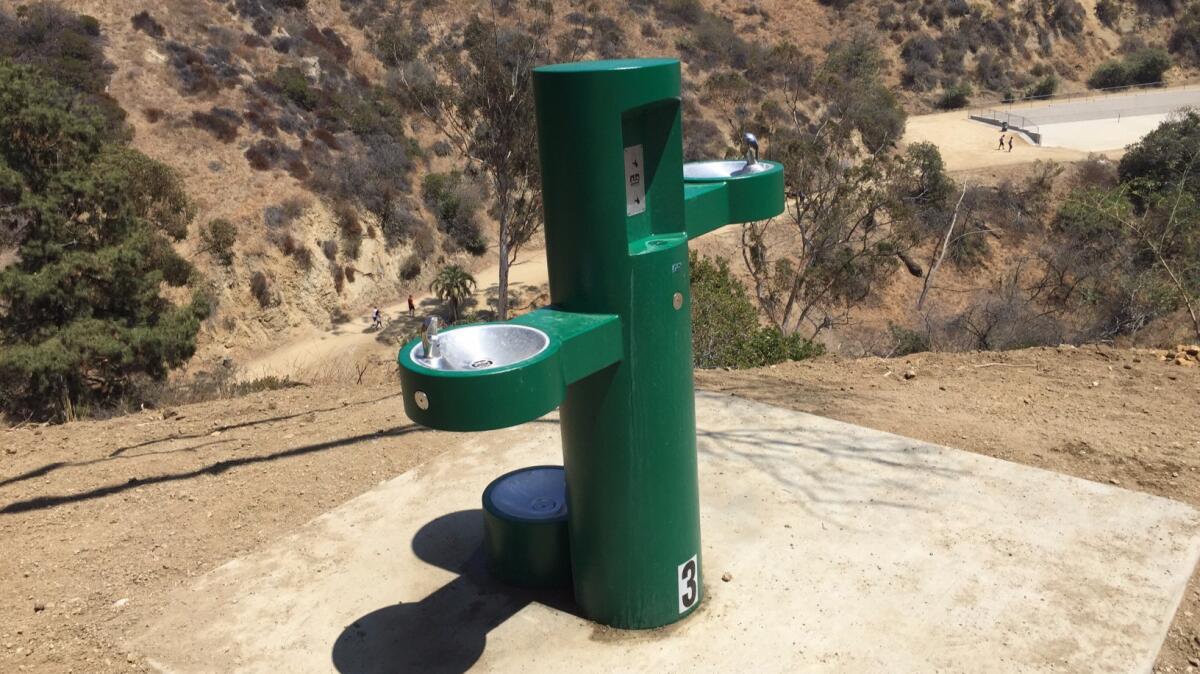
(993, 87, 1200, 126)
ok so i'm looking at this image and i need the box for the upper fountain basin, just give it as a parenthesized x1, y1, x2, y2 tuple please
(410, 324, 550, 372)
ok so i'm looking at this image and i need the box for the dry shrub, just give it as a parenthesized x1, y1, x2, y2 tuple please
(244, 96, 278, 136)
(269, 228, 297, 254)
(409, 223, 434, 257)
(1071, 154, 1119, 189)
(131, 10, 164, 38)
(301, 25, 352, 62)
(344, 265, 356, 283)
(292, 246, 313, 269)
(399, 253, 421, 280)
(165, 41, 222, 96)
(191, 107, 241, 142)
(331, 263, 345, 292)
(312, 127, 342, 150)
(142, 107, 165, 123)
(281, 195, 310, 220)
(290, 354, 397, 386)
(245, 139, 279, 170)
(250, 271, 273, 307)
(322, 239, 338, 260)
(335, 203, 362, 237)
(285, 158, 310, 180)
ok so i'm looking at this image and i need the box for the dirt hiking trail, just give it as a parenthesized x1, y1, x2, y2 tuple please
(239, 250, 550, 381)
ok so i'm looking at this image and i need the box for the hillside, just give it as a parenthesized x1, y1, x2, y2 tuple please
(0, 0, 1191, 372)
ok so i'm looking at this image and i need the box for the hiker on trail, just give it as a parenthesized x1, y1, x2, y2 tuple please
(1007, 135, 1014, 152)
(407, 295, 415, 317)
(371, 307, 382, 330)
(998, 134, 1006, 150)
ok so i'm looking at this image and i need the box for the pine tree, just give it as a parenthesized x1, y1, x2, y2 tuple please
(0, 60, 208, 421)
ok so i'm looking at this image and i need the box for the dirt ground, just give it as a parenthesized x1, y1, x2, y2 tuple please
(901, 108, 1112, 172)
(1, 346, 1199, 673)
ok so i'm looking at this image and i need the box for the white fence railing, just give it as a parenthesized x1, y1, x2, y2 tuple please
(968, 109, 1042, 145)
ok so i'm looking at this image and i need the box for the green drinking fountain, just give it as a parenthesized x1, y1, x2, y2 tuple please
(397, 58, 784, 630)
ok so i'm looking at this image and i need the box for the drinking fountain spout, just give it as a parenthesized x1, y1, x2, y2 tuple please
(421, 316, 441, 359)
(743, 131, 759, 166)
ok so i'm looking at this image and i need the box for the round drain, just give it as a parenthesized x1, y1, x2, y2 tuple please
(470, 358, 494, 369)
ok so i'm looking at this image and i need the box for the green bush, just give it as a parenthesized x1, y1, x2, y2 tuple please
(1026, 73, 1058, 99)
(1095, 0, 1121, 26)
(1126, 48, 1172, 83)
(1171, 3, 1200, 65)
(0, 59, 206, 422)
(1087, 48, 1172, 89)
(271, 66, 318, 110)
(889, 323, 930, 356)
(200, 218, 237, 265)
(1117, 110, 1200, 206)
(656, 0, 704, 25)
(420, 171, 486, 255)
(689, 252, 823, 369)
(936, 80, 972, 109)
(1087, 60, 1129, 89)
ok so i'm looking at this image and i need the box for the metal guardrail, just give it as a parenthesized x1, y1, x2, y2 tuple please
(968, 109, 1041, 145)
(973, 80, 1200, 111)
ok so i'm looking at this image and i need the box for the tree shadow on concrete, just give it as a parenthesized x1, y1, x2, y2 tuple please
(696, 398, 969, 530)
(331, 509, 578, 674)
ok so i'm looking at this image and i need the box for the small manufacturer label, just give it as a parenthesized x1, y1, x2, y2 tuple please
(678, 554, 699, 613)
(624, 145, 646, 216)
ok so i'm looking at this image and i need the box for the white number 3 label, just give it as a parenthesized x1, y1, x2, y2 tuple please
(677, 554, 699, 613)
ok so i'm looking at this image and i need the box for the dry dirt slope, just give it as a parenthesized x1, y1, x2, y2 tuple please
(0, 346, 1198, 672)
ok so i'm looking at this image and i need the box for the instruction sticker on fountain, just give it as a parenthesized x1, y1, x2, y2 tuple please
(677, 553, 699, 613)
(624, 145, 646, 216)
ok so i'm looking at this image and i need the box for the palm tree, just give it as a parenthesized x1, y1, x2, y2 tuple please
(430, 265, 477, 322)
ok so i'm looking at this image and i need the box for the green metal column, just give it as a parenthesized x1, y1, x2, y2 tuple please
(533, 59, 701, 629)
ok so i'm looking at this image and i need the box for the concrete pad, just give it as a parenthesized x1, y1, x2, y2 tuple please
(132, 392, 1200, 673)
(1039, 114, 1170, 151)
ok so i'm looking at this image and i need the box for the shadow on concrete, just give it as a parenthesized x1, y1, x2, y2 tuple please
(696, 407, 969, 529)
(331, 509, 578, 674)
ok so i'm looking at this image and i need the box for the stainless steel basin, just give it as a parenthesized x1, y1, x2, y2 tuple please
(409, 323, 550, 372)
(683, 159, 772, 179)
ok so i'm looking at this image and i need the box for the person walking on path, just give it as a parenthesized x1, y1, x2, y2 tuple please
(997, 134, 1006, 150)
(1007, 135, 1014, 152)
(371, 307, 383, 330)
(407, 295, 415, 317)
